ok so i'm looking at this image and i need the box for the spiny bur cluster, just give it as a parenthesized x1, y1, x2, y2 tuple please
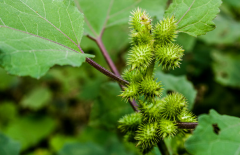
(118, 8, 197, 154)
(118, 93, 197, 154)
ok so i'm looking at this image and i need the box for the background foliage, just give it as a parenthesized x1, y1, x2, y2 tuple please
(0, 0, 240, 154)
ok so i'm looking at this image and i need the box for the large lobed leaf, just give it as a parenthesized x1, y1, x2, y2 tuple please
(185, 109, 240, 155)
(165, 0, 222, 37)
(0, 0, 93, 78)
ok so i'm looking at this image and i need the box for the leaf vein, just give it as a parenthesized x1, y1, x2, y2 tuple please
(19, 0, 78, 47)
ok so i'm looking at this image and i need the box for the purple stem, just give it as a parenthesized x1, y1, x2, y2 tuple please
(177, 122, 198, 129)
(84, 35, 139, 111)
(86, 58, 129, 86)
(87, 35, 120, 76)
(83, 48, 199, 127)
(81, 37, 201, 128)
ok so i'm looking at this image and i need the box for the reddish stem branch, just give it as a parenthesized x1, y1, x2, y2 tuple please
(85, 56, 199, 127)
(177, 122, 198, 129)
(81, 47, 199, 128)
(82, 35, 200, 155)
(83, 36, 202, 129)
(87, 35, 120, 76)
(84, 35, 139, 111)
(85, 58, 129, 86)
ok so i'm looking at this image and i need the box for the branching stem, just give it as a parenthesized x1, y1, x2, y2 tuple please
(83, 34, 199, 155)
(86, 35, 139, 111)
(88, 35, 121, 76)
(81, 46, 199, 129)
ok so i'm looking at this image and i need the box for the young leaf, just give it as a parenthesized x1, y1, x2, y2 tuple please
(165, 0, 222, 37)
(0, 0, 93, 78)
(185, 109, 240, 155)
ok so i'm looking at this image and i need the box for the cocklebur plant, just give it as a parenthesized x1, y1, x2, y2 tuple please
(118, 8, 197, 154)
(0, 0, 224, 154)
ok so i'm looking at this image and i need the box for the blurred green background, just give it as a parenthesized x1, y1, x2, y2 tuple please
(0, 0, 240, 154)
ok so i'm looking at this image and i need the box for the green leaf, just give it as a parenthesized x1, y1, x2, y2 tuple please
(155, 71, 197, 110)
(77, 127, 139, 155)
(78, 127, 112, 144)
(185, 109, 240, 155)
(75, 0, 168, 37)
(165, 0, 222, 37)
(20, 87, 52, 110)
(0, 132, 20, 155)
(199, 15, 240, 44)
(0, 0, 93, 78)
(3, 115, 57, 150)
(89, 82, 133, 129)
(212, 51, 240, 88)
(49, 135, 78, 152)
(58, 143, 106, 155)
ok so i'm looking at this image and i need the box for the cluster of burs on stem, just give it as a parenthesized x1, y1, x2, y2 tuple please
(118, 8, 197, 154)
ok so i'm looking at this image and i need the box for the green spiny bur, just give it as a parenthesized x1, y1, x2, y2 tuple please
(155, 43, 184, 70)
(120, 83, 139, 101)
(140, 77, 163, 101)
(159, 119, 178, 138)
(118, 112, 142, 133)
(177, 108, 197, 122)
(130, 30, 152, 46)
(129, 8, 152, 46)
(135, 122, 160, 150)
(139, 100, 164, 122)
(153, 16, 177, 45)
(129, 8, 151, 33)
(127, 45, 153, 70)
(122, 67, 144, 83)
(160, 92, 187, 120)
